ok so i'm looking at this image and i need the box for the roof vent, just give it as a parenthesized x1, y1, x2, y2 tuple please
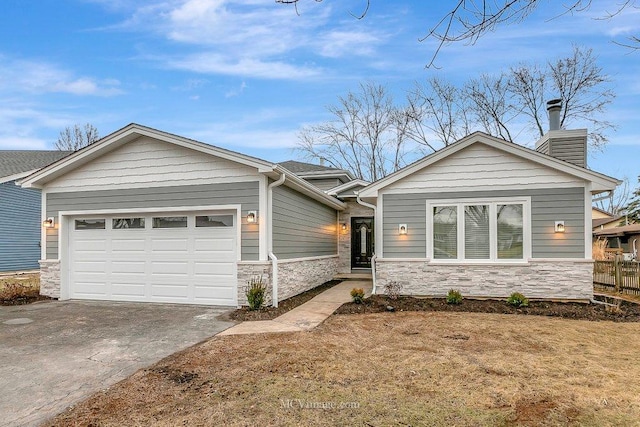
(547, 99, 562, 131)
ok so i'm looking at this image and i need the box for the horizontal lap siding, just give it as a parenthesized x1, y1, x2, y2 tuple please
(304, 178, 341, 191)
(0, 182, 41, 271)
(45, 182, 259, 260)
(383, 187, 585, 258)
(272, 185, 337, 259)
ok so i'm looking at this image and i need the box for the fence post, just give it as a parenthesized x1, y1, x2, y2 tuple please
(614, 254, 622, 293)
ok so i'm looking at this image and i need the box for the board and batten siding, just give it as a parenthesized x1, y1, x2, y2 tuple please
(45, 182, 259, 260)
(0, 181, 41, 271)
(46, 136, 261, 192)
(382, 188, 585, 259)
(272, 185, 338, 259)
(384, 143, 584, 193)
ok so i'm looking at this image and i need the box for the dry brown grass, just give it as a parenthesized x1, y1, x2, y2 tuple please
(0, 273, 39, 300)
(48, 312, 640, 427)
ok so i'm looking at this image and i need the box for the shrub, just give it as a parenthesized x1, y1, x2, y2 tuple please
(245, 276, 267, 310)
(507, 292, 529, 308)
(446, 289, 463, 305)
(350, 288, 365, 304)
(384, 281, 403, 300)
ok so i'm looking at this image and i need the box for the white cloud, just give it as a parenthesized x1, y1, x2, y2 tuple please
(0, 136, 48, 150)
(169, 53, 322, 79)
(96, 0, 387, 79)
(225, 81, 247, 98)
(0, 55, 123, 96)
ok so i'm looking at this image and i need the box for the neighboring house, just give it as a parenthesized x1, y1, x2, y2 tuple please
(594, 224, 640, 260)
(592, 207, 622, 231)
(20, 111, 619, 305)
(0, 151, 71, 272)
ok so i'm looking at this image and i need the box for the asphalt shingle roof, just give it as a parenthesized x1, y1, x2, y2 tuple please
(0, 150, 73, 179)
(278, 160, 343, 174)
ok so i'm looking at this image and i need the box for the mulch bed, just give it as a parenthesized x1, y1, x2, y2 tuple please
(226, 279, 343, 322)
(335, 294, 640, 322)
(0, 294, 51, 306)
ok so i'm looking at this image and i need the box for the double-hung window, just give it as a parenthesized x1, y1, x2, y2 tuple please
(427, 198, 530, 262)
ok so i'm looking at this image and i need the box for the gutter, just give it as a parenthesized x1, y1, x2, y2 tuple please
(356, 194, 378, 295)
(268, 173, 286, 307)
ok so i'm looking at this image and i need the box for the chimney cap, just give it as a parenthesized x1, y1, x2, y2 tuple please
(546, 99, 562, 110)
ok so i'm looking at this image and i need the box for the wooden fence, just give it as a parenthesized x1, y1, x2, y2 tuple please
(594, 257, 640, 296)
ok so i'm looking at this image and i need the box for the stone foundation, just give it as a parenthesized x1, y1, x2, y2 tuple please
(278, 255, 340, 300)
(375, 259, 594, 300)
(39, 260, 61, 299)
(237, 262, 272, 307)
(338, 200, 374, 273)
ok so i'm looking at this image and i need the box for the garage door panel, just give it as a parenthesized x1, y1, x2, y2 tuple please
(111, 283, 146, 297)
(111, 239, 146, 252)
(72, 238, 108, 253)
(151, 238, 189, 251)
(69, 212, 237, 306)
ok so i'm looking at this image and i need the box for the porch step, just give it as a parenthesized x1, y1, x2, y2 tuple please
(333, 273, 373, 280)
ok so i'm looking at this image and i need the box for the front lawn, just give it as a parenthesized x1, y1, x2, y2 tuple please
(47, 312, 640, 426)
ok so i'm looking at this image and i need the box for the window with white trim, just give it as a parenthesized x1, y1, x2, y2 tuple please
(427, 198, 530, 262)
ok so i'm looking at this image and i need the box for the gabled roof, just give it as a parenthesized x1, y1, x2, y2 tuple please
(593, 217, 622, 229)
(359, 131, 621, 197)
(20, 123, 346, 210)
(594, 223, 640, 237)
(0, 150, 72, 183)
(592, 206, 614, 218)
(326, 179, 370, 197)
(278, 160, 355, 181)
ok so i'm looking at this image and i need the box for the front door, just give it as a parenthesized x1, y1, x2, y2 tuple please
(351, 217, 374, 269)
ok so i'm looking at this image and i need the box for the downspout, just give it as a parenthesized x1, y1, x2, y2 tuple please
(356, 194, 378, 295)
(268, 173, 286, 307)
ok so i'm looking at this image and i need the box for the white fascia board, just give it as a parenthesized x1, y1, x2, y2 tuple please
(271, 165, 347, 211)
(20, 123, 275, 188)
(326, 179, 370, 196)
(294, 169, 356, 181)
(359, 131, 621, 197)
(2, 169, 38, 185)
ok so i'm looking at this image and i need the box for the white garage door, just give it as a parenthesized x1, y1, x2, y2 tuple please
(68, 212, 237, 306)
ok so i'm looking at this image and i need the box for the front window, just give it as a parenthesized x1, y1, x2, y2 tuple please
(428, 198, 529, 262)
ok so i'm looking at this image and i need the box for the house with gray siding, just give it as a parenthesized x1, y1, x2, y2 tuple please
(20, 124, 344, 307)
(0, 151, 71, 272)
(19, 113, 619, 305)
(358, 126, 620, 301)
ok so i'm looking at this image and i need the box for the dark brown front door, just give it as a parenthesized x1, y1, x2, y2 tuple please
(351, 217, 374, 269)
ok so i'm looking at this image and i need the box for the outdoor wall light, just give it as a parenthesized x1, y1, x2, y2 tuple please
(554, 221, 565, 233)
(43, 217, 55, 228)
(399, 224, 408, 235)
(341, 223, 347, 231)
(247, 211, 258, 224)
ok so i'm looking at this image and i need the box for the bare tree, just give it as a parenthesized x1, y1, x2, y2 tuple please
(625, 175, 640, 223)
(594, 177, 632, 216)
(55, 123, 100, 151)
(277, 1, 638, 66)
(296, 82, 410, 181)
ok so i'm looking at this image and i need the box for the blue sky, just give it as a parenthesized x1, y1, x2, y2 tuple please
(0, 0, 638, 186)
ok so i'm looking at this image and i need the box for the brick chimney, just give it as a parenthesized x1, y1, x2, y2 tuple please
(535, 99, 587, 168)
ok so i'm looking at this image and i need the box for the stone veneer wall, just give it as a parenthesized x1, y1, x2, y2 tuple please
(39, 260, 61, 299)
(237, 261, 272, 307)
(277, 255, 339, 301)
(375, 259, 594, 300)
(338, 200, 374, 273)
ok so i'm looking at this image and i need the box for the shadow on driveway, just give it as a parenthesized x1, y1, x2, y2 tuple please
(0, 300, 234, 426)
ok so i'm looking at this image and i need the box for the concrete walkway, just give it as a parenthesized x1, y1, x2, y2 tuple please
(219, 279, 372, 335)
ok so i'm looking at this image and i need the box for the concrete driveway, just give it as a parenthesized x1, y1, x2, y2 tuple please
(0, 300, 234, 427)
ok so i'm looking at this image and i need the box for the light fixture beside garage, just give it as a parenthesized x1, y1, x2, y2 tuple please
(42, 217, 55, 228)
(554, 221, 565, 233)
(247, 211, 258, 224)
(399, 224, 408, 235)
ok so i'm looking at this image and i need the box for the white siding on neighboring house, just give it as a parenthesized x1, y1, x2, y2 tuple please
(46, 136, 261, 192)
(383, 143, 585, 193)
